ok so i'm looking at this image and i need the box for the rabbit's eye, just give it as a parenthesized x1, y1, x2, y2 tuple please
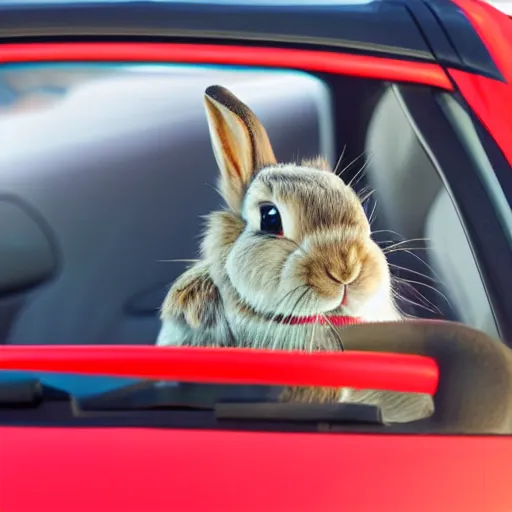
(260, 203, 283, 236)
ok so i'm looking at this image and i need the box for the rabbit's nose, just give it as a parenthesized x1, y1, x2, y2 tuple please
(324, 267, 344, 284)
(324, 263, 360, 286)
(324, 269, 348, 302)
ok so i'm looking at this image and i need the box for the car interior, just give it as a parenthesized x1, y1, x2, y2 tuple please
(0, 62, 498, 348)
(0, 61, 511, 435)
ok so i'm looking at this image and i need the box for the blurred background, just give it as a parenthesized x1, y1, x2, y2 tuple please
(0, 63, 336, 347)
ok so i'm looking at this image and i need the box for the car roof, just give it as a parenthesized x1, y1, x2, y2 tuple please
(0, 0, 503, 81)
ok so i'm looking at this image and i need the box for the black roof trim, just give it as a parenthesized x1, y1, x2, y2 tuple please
(0, 1, 435, 61)
(405, 0, 462, 68)
(422, 0, 504, 81)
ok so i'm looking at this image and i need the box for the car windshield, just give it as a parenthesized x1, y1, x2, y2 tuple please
(0, 60, 503, 401)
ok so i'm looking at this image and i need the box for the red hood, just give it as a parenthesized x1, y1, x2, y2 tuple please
(0, 344, 509, 511)
(1, 426, 511, 512)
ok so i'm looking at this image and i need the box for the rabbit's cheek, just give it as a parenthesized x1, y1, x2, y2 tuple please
(225, 233, 294, 312)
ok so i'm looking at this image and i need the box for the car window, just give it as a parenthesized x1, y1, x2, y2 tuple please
(0, 62, 503, 394)
(364, 86, 500, 339)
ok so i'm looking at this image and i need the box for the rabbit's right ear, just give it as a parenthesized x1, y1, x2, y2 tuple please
(204, 86, 277, 213)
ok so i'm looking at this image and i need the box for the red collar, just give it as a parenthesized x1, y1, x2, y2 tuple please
(273, 315, 362, 326)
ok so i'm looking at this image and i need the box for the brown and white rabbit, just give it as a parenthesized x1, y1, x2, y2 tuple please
(156, 85, 433, 423)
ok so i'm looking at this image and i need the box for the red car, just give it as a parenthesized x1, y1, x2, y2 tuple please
(0, 0, 512, 510)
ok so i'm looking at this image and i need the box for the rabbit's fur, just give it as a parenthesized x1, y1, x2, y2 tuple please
(157, 85, 433, 423)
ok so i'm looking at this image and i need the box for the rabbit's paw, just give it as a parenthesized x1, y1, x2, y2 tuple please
(161, 263, 222, 330)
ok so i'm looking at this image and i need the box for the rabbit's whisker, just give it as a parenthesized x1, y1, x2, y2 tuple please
(388, 262, 441, 285)
(371, 232, 442, 283)
(393, 290, 439, 316)
(347, 154, 373, 189)
(371, 228, 408, 238)
(389, 248, 442, 282)
(374, 239, 401, 245)
(296, 292, 317, 352)
(273, 287, 311, 351)
(393, 276, 452, 308)
(381, 238, 431, 251)
(383, 247, 431, 255)
(259, 285, 308, 349)
(393, 298, 416, 320)
(308, 317, 317, 353)
(392, 278, 443, 315)
(264, 233, 308, 257)
(333, 144, 347, 175)
(338, 151, 366, 178)
(359, 189, 375, 203)
(157, 258, 200, 263)
(368, 199, 378, 225)
(356, 185, 370, 198)
(321, 313, 345, 352)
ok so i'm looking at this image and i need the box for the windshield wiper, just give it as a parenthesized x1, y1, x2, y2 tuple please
(76, 381, 384, 425)
(214, 401, 383, 425)
(0, 379, 384, 426)
(0, 378, 69, 408)
(77, 381, 284, 411)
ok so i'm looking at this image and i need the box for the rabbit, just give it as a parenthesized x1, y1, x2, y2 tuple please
(156, 85, 434, 423)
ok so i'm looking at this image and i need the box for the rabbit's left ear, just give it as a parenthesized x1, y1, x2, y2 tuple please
(204, 85, 277, 213)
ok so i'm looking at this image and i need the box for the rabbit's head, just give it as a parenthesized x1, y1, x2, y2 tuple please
(201, 85, 397, 323)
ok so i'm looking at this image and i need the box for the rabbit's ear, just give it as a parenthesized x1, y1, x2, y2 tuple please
(204, 85, 277, 212)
